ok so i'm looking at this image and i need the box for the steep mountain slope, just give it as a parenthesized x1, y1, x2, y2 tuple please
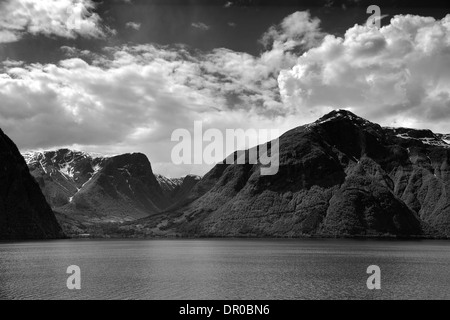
(24, 150, 170, 223)
(0, 129, 64, 240)
(139, 110, 450, 238)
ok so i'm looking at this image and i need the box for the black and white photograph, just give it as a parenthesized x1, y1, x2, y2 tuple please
(1, 0, 450, 305)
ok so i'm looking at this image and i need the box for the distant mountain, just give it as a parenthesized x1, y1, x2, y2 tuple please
(156, 174, 184, 195)
(156, 174, 201, 207)
(24, 150, 171, 224)
(23, 150, 201, 237)
(135, 110, 450, 238)
(0, 129, 64, 240)
(24, 149, 106, 208)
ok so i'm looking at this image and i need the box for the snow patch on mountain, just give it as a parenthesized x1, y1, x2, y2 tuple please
(155, 174, 184, 192)
(395, 133, 450, 148)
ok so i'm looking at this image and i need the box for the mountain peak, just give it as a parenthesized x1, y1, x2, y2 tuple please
(316, 109, 370, 124)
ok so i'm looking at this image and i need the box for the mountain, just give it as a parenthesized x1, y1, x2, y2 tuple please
(156, 174, 201, 206)
(20, 110, 450, 239)
(24, 149, 106, 208)
(134, 110, 450, 238)
(24, 150, 170, 224)
(156, 174, 184, 196)
(0, 128, 64, 240)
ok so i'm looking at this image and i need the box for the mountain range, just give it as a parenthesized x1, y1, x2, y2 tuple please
(127, 110, 450, 238)
(22, 149, 200, 236)
(1, 109, 450, 239)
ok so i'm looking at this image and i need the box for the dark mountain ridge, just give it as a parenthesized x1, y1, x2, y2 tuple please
(0, 129, 64, 240)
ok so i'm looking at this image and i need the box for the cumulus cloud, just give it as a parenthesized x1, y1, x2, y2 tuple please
(261, 11, 324, 52)
(0, 0, 114, 43)
(278, 14, 450, 131)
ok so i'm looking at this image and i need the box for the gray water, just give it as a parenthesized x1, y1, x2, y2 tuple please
(1, 239, 450, 300)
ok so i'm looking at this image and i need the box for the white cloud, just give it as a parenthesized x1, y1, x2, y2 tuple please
(126, 22, 141, 31)
(0, 43, 292, 176)
(2, 59, 24, 68)
(261, 11, 324, 52)
(1, 11, 450, 177)
(278, 14, 450, 131)
(191, 22, 210, 31)
(0, 0, 114, 43)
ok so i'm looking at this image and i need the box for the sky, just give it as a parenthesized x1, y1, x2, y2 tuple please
(0, 0, 449, 177)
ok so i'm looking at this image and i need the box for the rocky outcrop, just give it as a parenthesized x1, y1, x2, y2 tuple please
(0, 128, 64, 240)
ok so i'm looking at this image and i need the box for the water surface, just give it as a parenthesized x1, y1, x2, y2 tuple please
(0, 239, 449, 300)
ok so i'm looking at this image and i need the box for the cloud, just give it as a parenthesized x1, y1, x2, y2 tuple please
(0, 10, 371, 176)
(278, 14, 450, 131)
(0, 0, 114, 43)
(191, 22, 210, 31)
(260, 11, 324, 52)
(126, 22, 141, 31)
(2, 11, 450, 176)
(2, 59, 24, 68)
(0, 43, 294, 176)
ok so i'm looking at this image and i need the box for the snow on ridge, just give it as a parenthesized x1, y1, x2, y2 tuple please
(22, 148, 108, 163)
(22, 151, 44, 164)
(22, 149, 107, 182)
(395, 133, 450, 148)
(312, 110, 372, 127)
(155, 174, 180, 187)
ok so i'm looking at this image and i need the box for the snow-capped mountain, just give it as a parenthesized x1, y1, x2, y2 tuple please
(155, 174, 202, 208)
(23, 149, 107, 208)
(23, 149, 173, 223)
(155, 174, 184, 194)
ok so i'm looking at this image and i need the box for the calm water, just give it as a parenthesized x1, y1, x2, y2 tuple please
(1, 239, 450, 300)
